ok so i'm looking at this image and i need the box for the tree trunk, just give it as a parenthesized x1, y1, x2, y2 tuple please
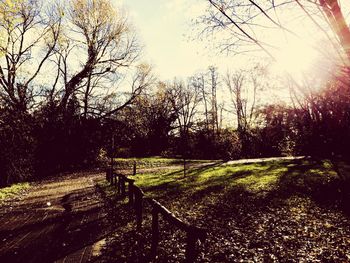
(319, 0, 350, 62)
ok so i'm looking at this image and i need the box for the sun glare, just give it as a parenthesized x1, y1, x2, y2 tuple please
(272, 39, 319, 78)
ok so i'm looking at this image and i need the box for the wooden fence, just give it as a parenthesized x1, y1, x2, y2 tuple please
(105, 168, 206, 262)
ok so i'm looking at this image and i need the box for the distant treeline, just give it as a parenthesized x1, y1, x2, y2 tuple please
(1, 0, 350, 187)
(2, 69, 350, 187)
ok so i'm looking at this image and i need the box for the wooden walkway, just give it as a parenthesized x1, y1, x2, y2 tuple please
(0, 172, 109, 263)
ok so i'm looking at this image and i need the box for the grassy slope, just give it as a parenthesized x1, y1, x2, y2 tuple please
(100, 157, 350, 262)
(132, 158, 350, 261)
(133, 158, 339, 199)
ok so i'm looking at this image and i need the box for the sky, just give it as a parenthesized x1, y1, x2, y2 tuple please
(118, 0, 338, 107)
(121, 0, 233, 80)
(119, 1, 337, 83)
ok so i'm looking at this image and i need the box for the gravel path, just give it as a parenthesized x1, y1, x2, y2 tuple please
(0, 171, 109, 263)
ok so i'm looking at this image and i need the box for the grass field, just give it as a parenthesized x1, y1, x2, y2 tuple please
(100, 157, 350, 262)
(132, 158, 339, 199)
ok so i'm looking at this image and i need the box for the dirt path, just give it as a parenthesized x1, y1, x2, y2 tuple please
(0, 171, 110, 263)
(224, 155, 306, 165)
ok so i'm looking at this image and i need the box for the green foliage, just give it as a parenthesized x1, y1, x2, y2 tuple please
(0, 109, 35, 186)
(0, 182, 30, 202)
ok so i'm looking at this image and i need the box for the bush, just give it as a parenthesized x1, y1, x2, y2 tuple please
(0, 110, 35, 187)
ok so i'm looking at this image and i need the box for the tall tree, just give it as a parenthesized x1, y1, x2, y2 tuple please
(225, 66, 264, 156)
(192, 66, 222, 136)
(120, 82, 177, 155)
(0, 0, 60, 112)
(53, 0, 140, 115)
(208, 66, 220, 134)
(167, 79, 202, 138)
(167, 78, 202, 174)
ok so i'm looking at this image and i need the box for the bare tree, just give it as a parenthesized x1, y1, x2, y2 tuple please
(226, 70, 246, 133)
(167, 78, 202, 175)
(0, 0, 60, 112)
(225, 65, 264, 156)
(199, 0, 350, 63)
(208, 66, 220, 134)
(191, 66, 222, 136)
(167, 79, 202, 137)
(192, 73, 209, 130)
(52, 0, 140, 115)
(226, 67, 263, 132)
(99, 63, 155, 119)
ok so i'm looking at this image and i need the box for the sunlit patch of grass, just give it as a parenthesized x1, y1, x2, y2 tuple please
(0, 182, 30, 202)
(189, 164, 288, 193)
(234, 172, 283, 192)
(100, 157, 342, 204)
(133, 170, 179, 188)
(131, 158, 341, 198)
(133, 161, 283, 197)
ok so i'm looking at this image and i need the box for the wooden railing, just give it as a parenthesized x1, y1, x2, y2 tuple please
(106, 168, 206, 262)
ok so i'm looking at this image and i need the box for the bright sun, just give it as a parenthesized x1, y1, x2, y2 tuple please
(272, 39, 319, 78)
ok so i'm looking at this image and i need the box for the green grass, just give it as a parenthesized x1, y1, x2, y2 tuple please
(0, 182, 30, 202)
(132, 158, 339, 198)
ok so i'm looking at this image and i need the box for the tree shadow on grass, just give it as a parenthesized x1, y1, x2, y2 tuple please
(143, 159, 290, 204)
(138, 157, 350, 232)
(100, 158, 350, 262)
(275, 158, 350, 214)
(189, 159, 350, 261)
(204, 158, 350, 219)
(141, 161, 228, 196)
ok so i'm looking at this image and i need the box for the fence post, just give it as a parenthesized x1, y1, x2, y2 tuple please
(135, 191, 143, 230)
(151, 206, 159, 257)
(106, 169, 110, 182)
(185, 229, 198, 263)
(183, 158, 187, 178)
(128, 180, 134, 206)
(111, 173, 115, 186)
(117, 175, 121, 194)
(121, 176, 126, 197)
(133, 160, 136, 175)
(114, 174, 118, 187)
(109, 167, 115, 185)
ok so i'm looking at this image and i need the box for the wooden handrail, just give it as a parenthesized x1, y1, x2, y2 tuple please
(105, 168, 206, 262)
(145, 198, 205, 237)
(133, 185, 144, 230)
(145, 197, 206, 262)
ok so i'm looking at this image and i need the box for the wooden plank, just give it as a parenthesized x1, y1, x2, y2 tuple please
(150, 207, 159, 257)
(106, 172, 206, 262)
(134, 190, 143, 230)
(133, 161, 136, 175)
(133, 185, 144, 196)
(128, 181, 134, 206)
(185, 230, 197, 263)
(146, 198, 191, 232)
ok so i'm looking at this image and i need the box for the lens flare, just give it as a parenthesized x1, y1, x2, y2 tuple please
(272, 39, 319, 78)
